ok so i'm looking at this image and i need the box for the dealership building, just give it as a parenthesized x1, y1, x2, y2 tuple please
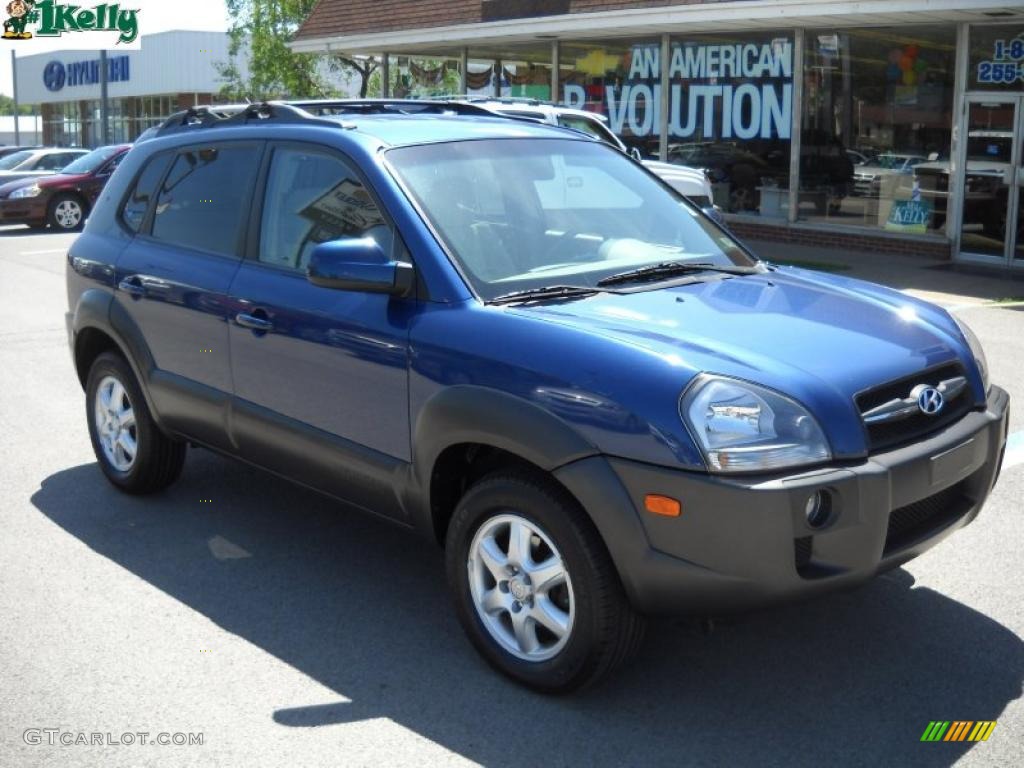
(292, 0, 1024, 267)
(13, 30, 237, 148)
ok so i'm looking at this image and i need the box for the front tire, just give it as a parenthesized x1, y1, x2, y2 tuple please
(446, 471, 645, 693)
(85, 352, 185, 494)
(48, 193, 86, 231)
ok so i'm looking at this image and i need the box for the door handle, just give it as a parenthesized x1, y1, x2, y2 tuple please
(118, 277, 145, 298)
(235, 311, 273, 331)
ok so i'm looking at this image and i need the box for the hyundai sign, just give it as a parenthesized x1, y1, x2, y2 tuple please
(43, 55, 131, 92)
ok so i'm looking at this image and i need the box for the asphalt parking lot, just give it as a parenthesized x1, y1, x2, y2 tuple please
(1, 226, 1022, 767)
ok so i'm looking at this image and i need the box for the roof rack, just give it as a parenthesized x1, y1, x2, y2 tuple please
(439, 95, 556, 108)
(148, 98, 547, 140)
(152, 101, 352, 138)
(287, 99, 502, 118)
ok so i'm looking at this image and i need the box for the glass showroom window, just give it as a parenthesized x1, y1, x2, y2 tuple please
(969, 25, 1024, 92)
(668, 31, 794, 217)
(798, 26, 956, 234)
(559, 34, 794, 216)
(558, 39, 662, 159)
(465, 44, 553, 100)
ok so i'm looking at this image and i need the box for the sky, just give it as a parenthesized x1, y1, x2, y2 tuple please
(1, 0, 231, 98)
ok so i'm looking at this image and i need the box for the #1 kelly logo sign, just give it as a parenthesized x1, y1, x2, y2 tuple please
(3, 1, 139, 44)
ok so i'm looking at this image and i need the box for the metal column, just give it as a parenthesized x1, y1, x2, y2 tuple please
(460, 48, 468, 95)
(551, 40, 560, 103)
(11, 50, 20, 145)
(788, 29, 805, 224)
(659, 34, 670, 163)
(100, 49, 110, 145)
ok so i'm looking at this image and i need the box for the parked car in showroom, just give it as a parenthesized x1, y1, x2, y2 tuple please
(66, 101, 1007, 693)
(0, 146, 89, 184)
(852, 152, 928, 196)
(0, 145, 131, 231)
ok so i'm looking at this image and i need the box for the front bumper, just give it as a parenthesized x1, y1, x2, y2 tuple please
(555, 385, 1009, 614)
(0, 196, 47, 225)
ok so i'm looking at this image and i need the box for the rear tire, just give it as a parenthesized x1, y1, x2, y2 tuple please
(85, 352, 185, 494)
(445, 470, 645, 693)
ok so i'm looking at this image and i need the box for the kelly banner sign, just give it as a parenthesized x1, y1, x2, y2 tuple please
(563, 37, 793, 141)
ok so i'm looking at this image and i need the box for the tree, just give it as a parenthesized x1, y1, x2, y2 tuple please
(329, 55, 379, 99)
(0, 94, 33, 116)
(219, 0, 386, 101)
(219, 0, 329, 100)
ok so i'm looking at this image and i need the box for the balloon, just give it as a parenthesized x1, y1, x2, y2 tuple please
(900, 55, 914, 71)
(914, 58, 927, 73)
(902, 69, 917, 86)
(889, 49, 902, 64)
(887, 63, 902, 82)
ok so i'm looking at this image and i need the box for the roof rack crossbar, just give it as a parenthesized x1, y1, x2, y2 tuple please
(153, 101, 350, 137)
(148, 97, 546, 140)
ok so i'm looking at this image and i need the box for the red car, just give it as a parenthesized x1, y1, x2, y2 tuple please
(0, 144, 131, 231)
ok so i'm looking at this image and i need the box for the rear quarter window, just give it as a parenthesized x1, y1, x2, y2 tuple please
(120, 153, 173, 233)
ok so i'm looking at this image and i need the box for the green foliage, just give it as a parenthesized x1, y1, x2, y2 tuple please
(219, 0, 332, 100)
(217, 1, 453, 102)
(0, 94, 33, 116)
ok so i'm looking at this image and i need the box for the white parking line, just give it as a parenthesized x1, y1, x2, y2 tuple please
(19, 248, 68, 256)
(1002, 431, 1024, 471)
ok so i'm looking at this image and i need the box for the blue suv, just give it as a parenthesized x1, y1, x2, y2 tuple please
(66, 101, 1009, 692)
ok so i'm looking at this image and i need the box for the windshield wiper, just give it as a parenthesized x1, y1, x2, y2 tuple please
(488, 285, 601, 305)
(597, 261, 759, 287)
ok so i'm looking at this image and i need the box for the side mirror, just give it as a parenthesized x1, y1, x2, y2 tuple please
(306, 237, 414, 296)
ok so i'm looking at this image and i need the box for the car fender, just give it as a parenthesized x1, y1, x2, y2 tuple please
(71, 288, 164, 430)
(413, 385, 599, 480)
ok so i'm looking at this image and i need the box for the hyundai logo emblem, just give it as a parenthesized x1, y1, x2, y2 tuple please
(43, 61, 66, 93)
(913, 385, 944, 416)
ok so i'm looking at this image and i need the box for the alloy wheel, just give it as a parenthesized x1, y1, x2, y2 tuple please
(54, 199, 83, 229)
(93, 375, 138, 472)
(467, 513, 575, 662)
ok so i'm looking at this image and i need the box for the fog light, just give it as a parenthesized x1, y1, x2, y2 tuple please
(804, 490, 832, 529)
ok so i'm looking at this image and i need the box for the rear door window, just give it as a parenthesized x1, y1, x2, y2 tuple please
(150, 145, 259, 257)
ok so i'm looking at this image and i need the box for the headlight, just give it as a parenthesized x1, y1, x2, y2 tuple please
(951, 314, 989, 392)
(10, 184, 41, 199)
(680, 376, 831, 473)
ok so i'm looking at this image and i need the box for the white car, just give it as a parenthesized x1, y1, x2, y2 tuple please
(455, 98, 717, 210)
(852, 152, 928, 197)
(0, 147, 90, 185)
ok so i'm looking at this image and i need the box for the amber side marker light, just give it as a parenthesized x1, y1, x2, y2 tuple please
(645, 495, 682, 517)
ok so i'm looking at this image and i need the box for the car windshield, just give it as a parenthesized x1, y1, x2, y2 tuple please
(387, 138, 755, 301)
(60, 146, 120, 175)
(0, 150, 34, 170)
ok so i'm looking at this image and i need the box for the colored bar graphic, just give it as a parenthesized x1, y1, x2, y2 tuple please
(921, 721, 996, 742)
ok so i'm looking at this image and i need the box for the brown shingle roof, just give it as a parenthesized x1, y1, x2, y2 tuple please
(294, 0, 704, 42)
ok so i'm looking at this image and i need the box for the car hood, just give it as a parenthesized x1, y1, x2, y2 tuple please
(643, 160, 712, 199)
(506, 267, 976, 457)
(0, 172, 87, 195)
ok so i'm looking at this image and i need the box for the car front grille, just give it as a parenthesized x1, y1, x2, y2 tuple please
(856, 362, 973, 453)
(884, 476, 974, 554)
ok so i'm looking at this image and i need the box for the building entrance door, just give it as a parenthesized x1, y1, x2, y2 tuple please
(955, 92, 1024, 267)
